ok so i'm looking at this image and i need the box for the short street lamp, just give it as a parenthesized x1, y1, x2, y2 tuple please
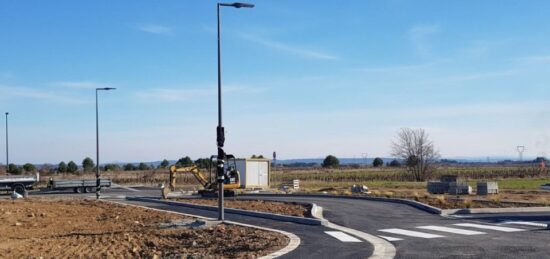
(4, 112, 8, 172)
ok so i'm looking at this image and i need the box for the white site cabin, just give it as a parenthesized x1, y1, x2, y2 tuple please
(234, 158, 270, 189)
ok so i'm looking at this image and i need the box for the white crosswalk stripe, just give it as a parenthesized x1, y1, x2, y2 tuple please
(417, 225, 486, 235)
(378, 235, 403, 242)
(500, 221, 549, 228)
(378, 228, 445, 239)
(453, 223, 525, 232)
(324, 231, 362, 242)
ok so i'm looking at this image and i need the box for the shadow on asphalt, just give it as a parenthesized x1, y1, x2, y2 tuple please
(467, 215, 550, 223)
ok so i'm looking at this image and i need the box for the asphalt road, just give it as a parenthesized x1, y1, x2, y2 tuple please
(7, 187, 550, 258)
(241, 195, 550, 259)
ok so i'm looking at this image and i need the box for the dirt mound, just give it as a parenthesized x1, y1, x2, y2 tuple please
(0, 198, 288, 258)
(175, 198, 311, 217)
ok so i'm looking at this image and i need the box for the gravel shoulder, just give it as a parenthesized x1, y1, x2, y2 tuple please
(0, 198, 288, 258)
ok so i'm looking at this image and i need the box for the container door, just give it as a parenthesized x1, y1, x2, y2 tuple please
(247, 161, 259, 187)
(258, 161, 268, 187)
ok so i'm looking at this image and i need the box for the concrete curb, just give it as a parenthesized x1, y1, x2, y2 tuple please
(242, 193, 550, 216)
(441, 206, 550, 215)
(126, 197, 328, 226)
(241, 193, 442, 215)
(309, 204, 396, 259)
(104, 199, 300, 259)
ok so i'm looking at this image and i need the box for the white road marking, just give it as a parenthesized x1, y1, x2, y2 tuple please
(453, 223, 524, 232)
(446, 215, 474, 219)
(111, 183, 140, 192)
(324, 231, 362, 242)
(500, 221, 549, 228)
(416, 226, 486, 235)
(378, 235, 403, 242)
(378, 228, 445, 239)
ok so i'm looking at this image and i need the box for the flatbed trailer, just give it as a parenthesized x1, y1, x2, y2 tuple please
(47, 178, 112, 193)
(0, 173, 40, 194)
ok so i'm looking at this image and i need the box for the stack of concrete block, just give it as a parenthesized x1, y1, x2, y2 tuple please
(351, 184, 369, 193)
(440, 175, 458, 183)
(477, 181, 498, 195)
(427, 182, 449, 194)
(448, 182, 472, 195)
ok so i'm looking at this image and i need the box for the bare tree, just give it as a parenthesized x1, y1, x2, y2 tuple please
(391, 128, 440, 181)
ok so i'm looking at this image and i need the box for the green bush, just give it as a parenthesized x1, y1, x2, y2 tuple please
(322, 155, 340, 168)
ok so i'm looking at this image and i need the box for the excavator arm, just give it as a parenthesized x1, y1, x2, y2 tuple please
(168, 165, 211, 191)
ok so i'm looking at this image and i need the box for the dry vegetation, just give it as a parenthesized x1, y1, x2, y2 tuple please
(270, 166, 550, 184)
(0, 198, 288, 258)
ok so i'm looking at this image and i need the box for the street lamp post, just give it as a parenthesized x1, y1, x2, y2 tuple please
(216, 2, 254, 221)
(95, 87, 116, 199)
(4, 112, 8, 173)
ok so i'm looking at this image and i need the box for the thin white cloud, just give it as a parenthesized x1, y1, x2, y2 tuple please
(518, 55, 550, 63)
(137, 24, 174, 35)
(0, 84, 87, 104)
(241, 33, 338, 60)
(407, 24, 440, 54)
(135, 88, 212, 102)
(419, 69, 518, 85)
(358, 61, 442, 73)
(135, 85, 267, 102)
(51, 81, 113, 89)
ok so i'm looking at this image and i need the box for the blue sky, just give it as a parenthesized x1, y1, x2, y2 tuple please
(1, 0, 549, 164)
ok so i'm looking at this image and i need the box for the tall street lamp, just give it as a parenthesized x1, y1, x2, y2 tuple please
(95, 87, 116, 199)
(216, 2, 254, 221)
(4, 112, 8, 173)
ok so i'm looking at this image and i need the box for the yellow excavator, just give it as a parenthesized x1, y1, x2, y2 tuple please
(164, 158, 241, 198)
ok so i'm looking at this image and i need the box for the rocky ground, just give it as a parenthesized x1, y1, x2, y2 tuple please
(0, 198, 288, 258)
(175, 198, 311, 217)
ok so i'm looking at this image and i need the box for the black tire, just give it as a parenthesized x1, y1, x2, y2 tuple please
(74, 187, 83, 193)
(224, 190, 236, 197)
(84, 187, 93, 193)
(13, 184, 25, 195)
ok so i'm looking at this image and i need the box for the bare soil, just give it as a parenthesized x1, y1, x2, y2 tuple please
(0, 198, 288, 258)
(369, 188, 550, 209)
(175, 198, 311, 217)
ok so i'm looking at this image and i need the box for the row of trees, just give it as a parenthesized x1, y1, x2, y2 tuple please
(2, 163, 39, 175)
(0, 156, 216, 175)
(321, 156, 402, 168)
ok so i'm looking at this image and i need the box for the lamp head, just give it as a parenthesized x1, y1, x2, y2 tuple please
(220, 2, 254, 8)
(97, 87, 117, 91)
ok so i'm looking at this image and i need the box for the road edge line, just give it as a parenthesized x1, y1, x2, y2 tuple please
(311, 204, 396, 259)
(103, 199, 301, 259)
